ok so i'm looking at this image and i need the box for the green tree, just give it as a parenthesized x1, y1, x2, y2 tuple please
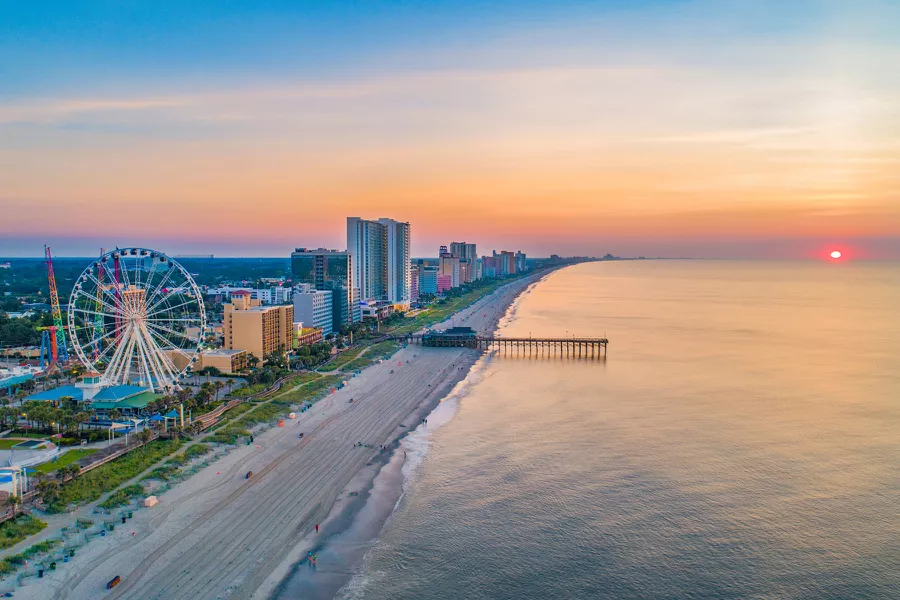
(37, 479, 60, 505)
(138, 428, 152, 444)
(263, 352, 287, 370)
(74, 411, 90, 434)
(5, 495, 20, 516)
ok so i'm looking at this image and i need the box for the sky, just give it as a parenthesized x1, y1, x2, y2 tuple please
(1, 0, 899, 259)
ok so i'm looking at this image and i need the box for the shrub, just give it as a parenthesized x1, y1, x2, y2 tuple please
(207, 428, 250, 445)
(166, 443, 210, 466)
(46, 439, 182, 513)
(99, 484, 144, 509)
(0, 515, 46, 551)
(142, 465, 180, 482)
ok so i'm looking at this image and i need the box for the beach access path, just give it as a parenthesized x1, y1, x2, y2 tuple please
(13, 271, 546, 600)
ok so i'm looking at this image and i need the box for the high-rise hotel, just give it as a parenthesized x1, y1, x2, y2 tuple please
(346, 217, 411, 308)
(291, 247, 361, 327)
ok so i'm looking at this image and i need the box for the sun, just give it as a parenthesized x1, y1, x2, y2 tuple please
(830, 250, 842, 259)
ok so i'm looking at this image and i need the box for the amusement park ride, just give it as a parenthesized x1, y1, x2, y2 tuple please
(36, 246, 206, 393)
(67, 248, 206, 392)
(38, 245, 69, 370)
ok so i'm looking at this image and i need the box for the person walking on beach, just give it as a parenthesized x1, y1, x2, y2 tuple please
(315, 523, 319, 534)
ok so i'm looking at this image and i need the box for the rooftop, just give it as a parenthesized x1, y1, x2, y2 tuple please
(92, 384, 147, 402)
(91, 390, 159, 410)
(26, 384, 84, 402)
(202, 348, 245, 357)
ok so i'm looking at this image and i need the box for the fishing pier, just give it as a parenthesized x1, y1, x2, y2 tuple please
(395, 327, 608, 359)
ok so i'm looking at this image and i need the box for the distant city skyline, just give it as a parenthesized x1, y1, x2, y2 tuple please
(2, 1, 899, 260)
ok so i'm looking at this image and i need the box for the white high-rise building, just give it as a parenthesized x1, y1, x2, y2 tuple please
(292, 284, 334, 336)
(347, 217, 411, 308)
(347, 217, 387, 302)
(379, 218, 411, 308)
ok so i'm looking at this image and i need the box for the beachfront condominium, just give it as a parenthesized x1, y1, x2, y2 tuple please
(224, 291, 294, 359)
(347, 218, 386, 303)
(499, 251, 516, 276)
(347, 217, 411, 308)
(419, 265, 439, 295)
(291, 247, 361, 326)
(380, 218, 411, 308)
(449, 242, 478, 282)
(515, 251, 527, 273)
(481, 255, 497, 278)
(410, 264, 419, 304)
(439, 249, 460, 288)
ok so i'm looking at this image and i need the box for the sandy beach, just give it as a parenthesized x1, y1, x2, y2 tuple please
(13, 272, 546, 600)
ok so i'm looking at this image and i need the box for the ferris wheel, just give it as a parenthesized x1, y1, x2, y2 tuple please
(67, 248, 206, 392)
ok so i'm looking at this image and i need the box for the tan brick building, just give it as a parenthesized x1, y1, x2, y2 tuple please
(223, 292, 293, 359)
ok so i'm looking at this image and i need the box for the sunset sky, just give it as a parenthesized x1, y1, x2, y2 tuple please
(2, 0, 899, 258)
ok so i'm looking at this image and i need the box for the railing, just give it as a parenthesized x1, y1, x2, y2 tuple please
(192, 374, 294, 431)
(396, 334, 609, 358)
(78, 432, 160, 475)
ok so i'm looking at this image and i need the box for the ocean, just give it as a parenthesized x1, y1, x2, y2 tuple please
(339, 260, 900, 600)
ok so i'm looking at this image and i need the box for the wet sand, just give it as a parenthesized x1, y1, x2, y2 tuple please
(14, 272, 548, 600)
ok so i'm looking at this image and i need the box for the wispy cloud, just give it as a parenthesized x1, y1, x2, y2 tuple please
(0, 66, 665, 125)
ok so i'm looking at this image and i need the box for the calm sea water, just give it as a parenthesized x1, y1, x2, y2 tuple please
(343, 260, 900, 600)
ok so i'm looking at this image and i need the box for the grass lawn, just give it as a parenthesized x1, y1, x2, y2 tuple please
(33, 448, 98, 475)
(0, 439, 23, 450)
(208, 375, 343, 445)
(318, 346, 366, 372)
(227, 383, 267, 398)
(342, 341, 399, 372)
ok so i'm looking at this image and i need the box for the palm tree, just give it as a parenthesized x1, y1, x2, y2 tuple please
(74, 411, 90, 434)
(6, 495, 20, 517)
(176, 388, 192, 405)
(138, 428, 152, 444)
(36, 479, 60, 504)
(213, 381, 225, 401)
(61, 464, 80, 480)
(190, 421, 203, 435)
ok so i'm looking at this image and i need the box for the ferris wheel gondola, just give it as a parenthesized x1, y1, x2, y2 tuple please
(67, 248, 206, 392)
